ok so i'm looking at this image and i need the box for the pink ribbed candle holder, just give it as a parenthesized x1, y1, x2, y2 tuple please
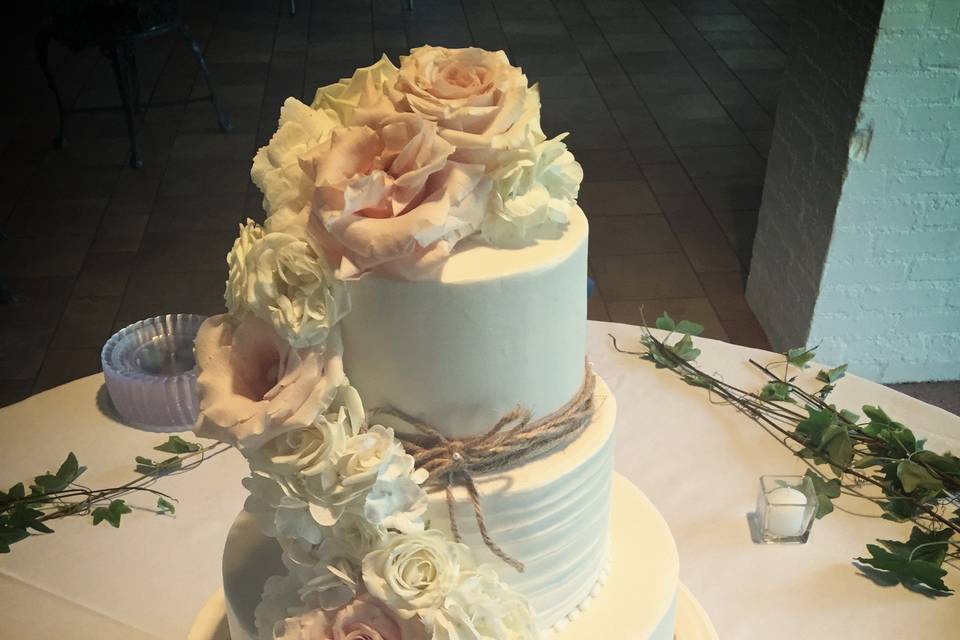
(101, 314, 207, 431)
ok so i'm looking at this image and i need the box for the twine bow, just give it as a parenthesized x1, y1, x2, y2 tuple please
(373, 363, 597, 573)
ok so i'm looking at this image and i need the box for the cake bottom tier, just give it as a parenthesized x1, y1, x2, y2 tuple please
(222, 475, 690, 640)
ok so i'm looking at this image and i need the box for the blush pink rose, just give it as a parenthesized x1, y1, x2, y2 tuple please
(299, 113, 491, 279)
(193, 314, 346, 448)
(392, 46, 541, 166)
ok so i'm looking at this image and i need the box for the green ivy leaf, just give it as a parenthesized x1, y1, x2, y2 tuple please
(153, 436, 200, 455)
(670, 334, 700, 361)
(816, 364, 848, 384)
(0, 525, 30, 553)
(6, 483, 25, 501)
(878, 526, 954, 566)
(786, 347, 816, 369)
(854, 456, 884, 469)
(839, 409, 860, 424)
(897, 460, 943, 494)
(805, 470, 841, 518)
(821, 422, 854, 475)
(135, 456, 182, 476)
(759, 382, 792, 402)
(796, 408, 835, 445)
(7, 504, 54, 535)
(675, 320, 704, 336)
(91, 500, 132, 528)
(157, 497, 176, 515)
(655, 312, 675, 332)
(856, 544, 952, 594)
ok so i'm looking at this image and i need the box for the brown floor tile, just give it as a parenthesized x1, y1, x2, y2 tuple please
(0, 327, 55, 380)
(888, 382, 960, 417)
(32, 348, 103, 394)
(579, 181, 661, 216)
(675, 145, 766, 178)
(90, 214, 150, 253)
(4, 198, 108, 239)
(576, 149, 646, 183)
(589, 215, 681, 255)
(114, 270, 229, 328)
(606, 297, 729, 340)
(591, 252, 704, 301)
(73, 252, 136, 298)
(676, 226, 743, 272)
(587, 291, 610, 321)
(657, 193, 718, 231)
(698, 271, 755, 320)
(0, 236, 91, 277)
(0, 379, 34, 408)
(135, 229, 238, 273)
(50, 296, 122, 349)
(721, 314, 772, 350)
(694, 174, 765, 210)
(641, 163, 696, 195)
(148, 193, 248, 231)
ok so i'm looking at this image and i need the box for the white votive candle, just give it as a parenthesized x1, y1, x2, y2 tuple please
(765, 486, 807, 537)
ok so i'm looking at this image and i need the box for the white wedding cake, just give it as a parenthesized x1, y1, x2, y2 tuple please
(194, 46, 708, 640)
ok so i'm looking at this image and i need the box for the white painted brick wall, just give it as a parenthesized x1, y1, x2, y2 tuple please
(748, 0, 960, 383)
(809, 0, 960, 382)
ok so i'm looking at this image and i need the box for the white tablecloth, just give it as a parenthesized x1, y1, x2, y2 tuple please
(1, 322, 958, 639)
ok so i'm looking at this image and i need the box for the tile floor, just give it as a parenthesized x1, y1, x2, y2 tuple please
(0, 0, 956, 415)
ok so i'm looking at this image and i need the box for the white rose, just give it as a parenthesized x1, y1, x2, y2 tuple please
(392, 46, 542, 167)
(481, 134, 582, 245)
(362, 530, 474, 619)
(226, 220, 350, 349)
(427, 566, 539, 640)
(253, 98, 340, 221)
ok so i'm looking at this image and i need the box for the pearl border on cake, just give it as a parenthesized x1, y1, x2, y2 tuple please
(543, 548, 612, 636)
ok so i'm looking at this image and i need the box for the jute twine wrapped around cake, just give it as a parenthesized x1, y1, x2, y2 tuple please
(373, 362, 597, 572)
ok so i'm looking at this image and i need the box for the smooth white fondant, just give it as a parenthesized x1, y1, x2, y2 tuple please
(420, 374, 615, 629)
(341, 206, 589, 439)
(221, 475, 685, 640)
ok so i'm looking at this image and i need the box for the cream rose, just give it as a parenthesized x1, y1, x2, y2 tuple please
(427, 566, 538, 640)
(393, 46, 542, 167)
(226, 219, 350, 349)
(253, 97, 340, 222)
(300, 113, 490, 279)
(193, 315, 346, 448)
(312, 55, 401, 127)
(480, 134, 583, 245)
(362, 530, 474, 619)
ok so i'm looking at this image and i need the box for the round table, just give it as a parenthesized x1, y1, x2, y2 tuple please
(1, 322, 958, 639)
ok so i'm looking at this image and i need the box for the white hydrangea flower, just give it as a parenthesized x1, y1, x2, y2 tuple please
(253, 573, 304, 640)
(225, 220, 350, 349)
(427, 566, 539, 640)
(364, 452, 429, 533)
(362, 529, 474, 619)
(242, 473, 325, 545)
(481, 134, 583, 245)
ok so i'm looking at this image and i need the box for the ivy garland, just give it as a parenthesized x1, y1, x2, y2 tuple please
(612, 312, 959, 596)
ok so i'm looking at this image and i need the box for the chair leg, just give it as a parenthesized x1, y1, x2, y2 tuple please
(181, 26, 232, 133)
(35, 30, 66, 149)
(290, 0, 296, 16)
(109, 45, 143, 168)
(122, 43, 143, 114)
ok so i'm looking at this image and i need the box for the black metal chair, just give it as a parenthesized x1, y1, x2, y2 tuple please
(35, 0, 230, 168)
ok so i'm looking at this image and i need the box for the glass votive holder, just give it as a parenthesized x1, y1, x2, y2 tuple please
(755, 475, 817, 544)
(101, 314, 207, 431)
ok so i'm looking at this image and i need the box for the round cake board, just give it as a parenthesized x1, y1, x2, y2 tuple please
(187, 584, 715, 640)
(195, 475, 718, 640)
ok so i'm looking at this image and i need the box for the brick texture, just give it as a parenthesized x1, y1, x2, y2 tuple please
(749, 0, 960, 383)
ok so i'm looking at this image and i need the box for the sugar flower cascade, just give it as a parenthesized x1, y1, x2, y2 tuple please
(193, 46, 584, 640)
